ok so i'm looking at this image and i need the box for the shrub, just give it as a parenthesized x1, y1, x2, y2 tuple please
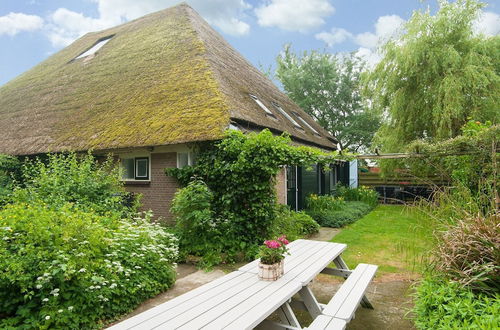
(270, 205, 319, 240)
(170, 179, 236, 267)
(0, 202, 178, 329)
(0, 154, 21, 205)
(336, 185, 378, 208)
(413, 277, 500, 329)
(307, 201, 372, 228)
(434, 213, 499, 294)
(13, 153, 132, 216)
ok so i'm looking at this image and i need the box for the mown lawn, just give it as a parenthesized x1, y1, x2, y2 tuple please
(331, 205, 435, 276)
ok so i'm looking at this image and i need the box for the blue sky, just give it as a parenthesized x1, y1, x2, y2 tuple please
(1, 0, 499, 86)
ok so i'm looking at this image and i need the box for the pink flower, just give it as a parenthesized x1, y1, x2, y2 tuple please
(264, 240, 281, 249)
(278, 235, 289, 245)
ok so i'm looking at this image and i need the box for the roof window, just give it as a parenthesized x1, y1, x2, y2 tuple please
(293, 112, 320, 135)
(273, 103, 301, 129)
(250, 94, 275, 116)
(75, 36, 113, 59)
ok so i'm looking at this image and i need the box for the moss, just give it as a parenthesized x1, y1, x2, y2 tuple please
(0, 4, 229, 154)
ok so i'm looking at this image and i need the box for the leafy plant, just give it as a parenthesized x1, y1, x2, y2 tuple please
(0, 154, 21, 205)
(167, 129, 348, 267)
(413, 277, 500, 329)
(270, 205, 319, 239)
(12, 152, 134, 216)
(434, 213, 499, 294)
(0, 202, 178, 329)
(335, 185, 379, 208)
(258, 236, 290, 265)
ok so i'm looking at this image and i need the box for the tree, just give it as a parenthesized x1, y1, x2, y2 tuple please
(276, 46, 380, 152)
(365, 0, 500, 152)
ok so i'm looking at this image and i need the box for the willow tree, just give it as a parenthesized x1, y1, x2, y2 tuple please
(365, 0, 499, 152)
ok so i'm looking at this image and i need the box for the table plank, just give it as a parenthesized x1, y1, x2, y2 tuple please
(108, 271, 248, 329)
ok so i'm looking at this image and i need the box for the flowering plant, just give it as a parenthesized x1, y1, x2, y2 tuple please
(259, 235, 290, 265)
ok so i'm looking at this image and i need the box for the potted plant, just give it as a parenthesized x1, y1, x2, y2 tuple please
(258, 235, 290, 281)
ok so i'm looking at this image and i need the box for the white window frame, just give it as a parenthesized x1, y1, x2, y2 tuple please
(120, 155, 151, 182)
(134, 158, 149, 180)
(177, 152, 196, 168)
(75, 36, 113, 60)
(293, 112, 320, 135)
(249, 94, 275, 116)
(273, 103, 302, 128)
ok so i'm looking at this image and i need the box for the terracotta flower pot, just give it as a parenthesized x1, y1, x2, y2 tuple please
(258, 261, 283, 281)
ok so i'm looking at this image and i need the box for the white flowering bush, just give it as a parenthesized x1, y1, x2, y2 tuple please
(0, 202, 178, 329)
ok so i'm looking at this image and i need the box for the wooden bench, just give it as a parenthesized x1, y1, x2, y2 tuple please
(307, 263, 378, 329)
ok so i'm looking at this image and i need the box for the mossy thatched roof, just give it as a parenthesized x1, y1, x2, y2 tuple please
(0, 3, 336, 155)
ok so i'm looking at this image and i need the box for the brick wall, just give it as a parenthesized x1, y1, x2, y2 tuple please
(276, 167, 287, 205)
(124, 152, 178, 223)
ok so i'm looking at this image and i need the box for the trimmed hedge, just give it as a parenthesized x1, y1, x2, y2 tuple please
(271, 205, 320, 239)
(306, 201, 372, 228)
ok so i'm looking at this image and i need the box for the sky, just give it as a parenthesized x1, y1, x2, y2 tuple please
(1, 0, 499, 86)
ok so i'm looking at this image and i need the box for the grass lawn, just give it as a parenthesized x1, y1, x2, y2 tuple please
(331, 204, 435, 276)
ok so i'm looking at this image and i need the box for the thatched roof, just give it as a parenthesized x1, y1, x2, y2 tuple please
(0, 3, 336, 155)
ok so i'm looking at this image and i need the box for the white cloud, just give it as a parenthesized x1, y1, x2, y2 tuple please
(0, 12, 43, 36)
(46, 0, 251, 47)
(255, 0, 334, 32)
(354, 15, 405, 48)
(315, 28, 352, 47)
(315, 14, 405, 67)
(473, 11, 500, 36)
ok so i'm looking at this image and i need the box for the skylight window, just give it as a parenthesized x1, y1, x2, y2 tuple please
(273, 103, 301, 128)
(293, 112, 320, 135)
(250, 94, 274, 116)
(75, 36, 113, 59)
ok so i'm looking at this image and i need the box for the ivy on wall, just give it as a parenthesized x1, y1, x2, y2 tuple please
(166, 129, 350, 246)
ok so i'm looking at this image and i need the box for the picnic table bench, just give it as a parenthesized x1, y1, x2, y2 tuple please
(108, 239, 377, 330)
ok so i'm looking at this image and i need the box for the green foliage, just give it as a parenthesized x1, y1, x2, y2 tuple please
(366, 0, 500, 153)
(270, 205, 319, 240)
(335, 185, 379, 208)
(307, 201, 372, 228)
(0, 154, 21, 205)
(12, 153, 133, 216)
(167, 129, 347, 267)
(413, 277, 500, 329)
(0, 202, 178, 329)
(170, 179, 234, 267)
(276, 46, 380, 151)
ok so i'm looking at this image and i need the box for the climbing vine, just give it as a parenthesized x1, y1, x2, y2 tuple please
(166, 129, 350, 254)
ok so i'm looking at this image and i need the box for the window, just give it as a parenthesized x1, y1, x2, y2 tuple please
(121, 157, 149, 180)
(273, 103, 301, 128)
(293, 112, 320, 135)
(75, 36, 113, 59)
(249, 94, 275, 116)
(177, 152, 197, 168)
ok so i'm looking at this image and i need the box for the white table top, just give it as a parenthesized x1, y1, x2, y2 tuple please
(239, 239, 346, 285)
(109, 239, 346, 330)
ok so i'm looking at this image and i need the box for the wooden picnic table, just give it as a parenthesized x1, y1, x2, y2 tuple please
(108, 239, 361, 330)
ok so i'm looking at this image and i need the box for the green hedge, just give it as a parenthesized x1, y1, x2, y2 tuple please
(0, 202, 178, 329)
(413, 277, 500, 329)
(306, 201, 372, 227)
(270, 205, 320, 240)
